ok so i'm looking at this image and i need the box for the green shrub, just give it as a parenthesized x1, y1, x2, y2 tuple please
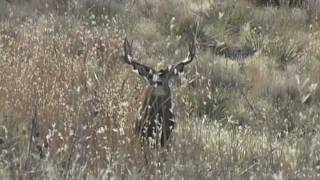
(248, 0, 304, 7)
(264, 37, 304, 70)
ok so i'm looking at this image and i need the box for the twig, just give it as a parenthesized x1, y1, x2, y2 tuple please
(238, 87, 260, 121)
(238, 85, 282, 176)
(239, 143, 280, 176)
(239, 159, 259, 175)
(25, 100, 38, 169)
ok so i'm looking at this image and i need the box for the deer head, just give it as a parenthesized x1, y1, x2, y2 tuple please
(122, 37, 196, 147)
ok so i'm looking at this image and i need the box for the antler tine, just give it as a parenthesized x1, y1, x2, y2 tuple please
(130, 39, 133, 50)
(182, 38, 196, 65)
(123, 37, 133, 64)
(189, 38, 196, 61)
(124, 37, 127, 55)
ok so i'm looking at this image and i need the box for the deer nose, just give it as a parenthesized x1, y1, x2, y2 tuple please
(159, 73, 165, 77)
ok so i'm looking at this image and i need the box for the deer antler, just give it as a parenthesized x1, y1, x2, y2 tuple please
(122, 37, 156, 84)
(170, 39, 196, 76)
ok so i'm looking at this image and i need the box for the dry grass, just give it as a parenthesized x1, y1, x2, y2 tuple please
(0, 0, 320, 179)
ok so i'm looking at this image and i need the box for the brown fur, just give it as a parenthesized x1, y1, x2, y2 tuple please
(135, 85, 174, 147)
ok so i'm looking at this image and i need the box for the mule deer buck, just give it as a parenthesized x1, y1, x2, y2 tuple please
(122, 37, 196, 147)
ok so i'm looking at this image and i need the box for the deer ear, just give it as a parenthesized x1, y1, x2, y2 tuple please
(172, 63, 185, 75)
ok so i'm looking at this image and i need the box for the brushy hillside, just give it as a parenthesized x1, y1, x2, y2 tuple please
(0, 0, 320, 179)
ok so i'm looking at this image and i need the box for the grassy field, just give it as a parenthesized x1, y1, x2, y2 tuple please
(0, 0, 320, 179)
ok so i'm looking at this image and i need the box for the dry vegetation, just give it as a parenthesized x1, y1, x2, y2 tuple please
(0, 0, 320, 179)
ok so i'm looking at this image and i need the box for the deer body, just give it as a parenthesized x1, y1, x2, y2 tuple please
(136, 85, 174, 147)
(122, 38, 195, 147)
